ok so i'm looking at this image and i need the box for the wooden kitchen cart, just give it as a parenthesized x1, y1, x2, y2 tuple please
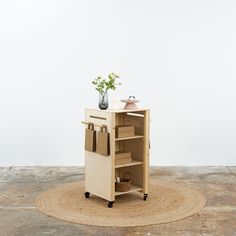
(83, 108, 150, 208)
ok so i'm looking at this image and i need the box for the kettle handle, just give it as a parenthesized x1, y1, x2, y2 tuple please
(129, 96, 135, 100)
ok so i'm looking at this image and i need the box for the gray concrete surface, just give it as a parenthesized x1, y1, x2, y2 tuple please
(0, 166, 235, 236)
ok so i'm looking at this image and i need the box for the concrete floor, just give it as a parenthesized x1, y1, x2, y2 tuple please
(0, 167, 235, 236)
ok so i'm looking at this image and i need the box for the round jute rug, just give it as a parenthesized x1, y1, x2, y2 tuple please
(35, 180, 206, 227)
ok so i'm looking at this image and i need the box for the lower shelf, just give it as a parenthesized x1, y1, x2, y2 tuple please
(115, 184, 143, 196)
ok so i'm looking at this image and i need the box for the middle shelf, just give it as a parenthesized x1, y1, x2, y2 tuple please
(115, 159, 143, 168)
(115, 135, 144, 141)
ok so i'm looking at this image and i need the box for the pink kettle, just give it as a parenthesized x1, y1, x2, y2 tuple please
(121, 96, 139, 110)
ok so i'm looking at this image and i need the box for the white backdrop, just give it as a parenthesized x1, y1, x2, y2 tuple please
(0, 0, 236, 166)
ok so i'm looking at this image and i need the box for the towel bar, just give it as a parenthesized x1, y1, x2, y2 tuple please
(81, 121, 104, 128)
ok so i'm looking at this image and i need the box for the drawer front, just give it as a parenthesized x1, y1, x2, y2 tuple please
(85, 109, 112, 132)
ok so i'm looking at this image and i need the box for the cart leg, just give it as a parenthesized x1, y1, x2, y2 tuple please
(108, 201, 114, 208)
(143, 193, 148, 201)
(84, 192, 90, 198)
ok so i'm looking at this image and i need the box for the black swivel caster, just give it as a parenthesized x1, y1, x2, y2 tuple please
(108, 201, 114, 208)
(84, 192, 90, 198)
(143, 193, 148, 201)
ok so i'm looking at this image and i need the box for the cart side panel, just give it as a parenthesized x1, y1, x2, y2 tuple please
(143, 110, 150, 194)
(85, 109, 114, 201)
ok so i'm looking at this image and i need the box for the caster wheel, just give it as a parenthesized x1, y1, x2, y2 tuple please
(108, 201, 114, 208)
(84, 192, 90, 198)
(143, 194, 148, 201)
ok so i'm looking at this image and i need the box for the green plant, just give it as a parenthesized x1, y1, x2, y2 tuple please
(92, 72, 121, 94)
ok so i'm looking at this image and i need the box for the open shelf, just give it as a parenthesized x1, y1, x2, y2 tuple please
(115, 184, 143, 196)
(115, 135, 144, 141)
(84, 108, 149, 206)
(115, 159, 143, 168)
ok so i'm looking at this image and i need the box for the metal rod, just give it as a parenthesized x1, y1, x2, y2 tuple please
(81, 121, 104, 128)
(127, 112, 144, 117)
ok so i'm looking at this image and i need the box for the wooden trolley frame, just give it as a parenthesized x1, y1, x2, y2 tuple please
(83, 108, 150, 208)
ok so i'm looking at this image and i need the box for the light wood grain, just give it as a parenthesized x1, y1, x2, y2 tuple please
(84, 108, 150, 203)
(85, 109, 114, 201)
(143, 110, 150, 194)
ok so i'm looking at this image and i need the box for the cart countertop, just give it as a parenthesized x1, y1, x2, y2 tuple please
(85, 108, 149, 113)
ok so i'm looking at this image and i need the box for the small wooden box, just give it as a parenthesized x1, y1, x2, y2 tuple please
(115, 151, 132, 165)
(116, 125, 135, 138)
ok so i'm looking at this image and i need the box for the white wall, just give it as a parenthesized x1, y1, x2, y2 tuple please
(0, 0, 236, 166)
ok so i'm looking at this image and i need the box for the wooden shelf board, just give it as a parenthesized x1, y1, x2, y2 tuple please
(115, 135, 144, 141)
(115, 184, 143, 196)
(115, 160, 143, 168)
